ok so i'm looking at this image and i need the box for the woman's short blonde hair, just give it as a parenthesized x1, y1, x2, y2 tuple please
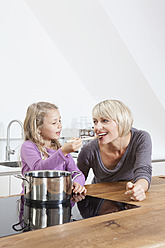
(92, 100, 133, 137)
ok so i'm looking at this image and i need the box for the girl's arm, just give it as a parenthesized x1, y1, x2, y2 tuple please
(21, 141, 73, 175)
(60, 138, 82, 156)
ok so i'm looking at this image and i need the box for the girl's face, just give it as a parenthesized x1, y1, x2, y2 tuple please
(40, 109, 62, 144)
(93, 116, 119, 144)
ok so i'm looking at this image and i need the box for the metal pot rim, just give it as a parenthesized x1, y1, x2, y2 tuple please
(24, 170, 72, 178)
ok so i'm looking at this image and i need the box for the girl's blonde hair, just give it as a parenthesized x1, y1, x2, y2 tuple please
(92, 100, 133, 137)
(23, 102, 61, 158)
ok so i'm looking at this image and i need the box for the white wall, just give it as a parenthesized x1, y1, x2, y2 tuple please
(0, 0, 96, 160)
(0, 0, 96, 130)
(100, 0, 165, 107)
(0, 0, 165, 161)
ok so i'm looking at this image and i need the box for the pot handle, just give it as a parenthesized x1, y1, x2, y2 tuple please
(13, 174, 29, 183)
(12, 220, 27, 232)
(71, 171, 82, 181)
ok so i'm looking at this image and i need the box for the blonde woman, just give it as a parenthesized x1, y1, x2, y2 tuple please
(77, 100, 152, 201)
(21, 101, 86, 194)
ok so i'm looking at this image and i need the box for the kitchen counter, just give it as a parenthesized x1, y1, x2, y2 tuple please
(0, 165, 21, 176)
(0, 161, 21, 176)
(0, 176, 165, 247)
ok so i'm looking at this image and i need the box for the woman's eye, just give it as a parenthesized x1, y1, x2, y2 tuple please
(93, 120, 97, 124)
(103, 119, 109, 123)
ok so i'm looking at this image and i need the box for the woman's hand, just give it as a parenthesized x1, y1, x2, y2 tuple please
(72, 181, 87, 195)
(61, 138, 82, 156)
(125, 181, 147, 201)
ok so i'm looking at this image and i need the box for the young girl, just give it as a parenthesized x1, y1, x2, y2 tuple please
(21, 101, 87, 194)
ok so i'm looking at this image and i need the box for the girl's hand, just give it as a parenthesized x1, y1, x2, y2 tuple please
(125, 181, 146, 201)
(72, 181, 87, 195)
(61, 138, 82, 156)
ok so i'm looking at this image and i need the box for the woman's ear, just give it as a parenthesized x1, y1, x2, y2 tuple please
(37, 128, 42, 135)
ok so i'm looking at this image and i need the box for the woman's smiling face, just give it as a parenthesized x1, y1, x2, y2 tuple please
(93, 116, 119, 144)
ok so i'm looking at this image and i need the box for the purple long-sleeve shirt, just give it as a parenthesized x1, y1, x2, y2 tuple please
(21, 140, 85, 186)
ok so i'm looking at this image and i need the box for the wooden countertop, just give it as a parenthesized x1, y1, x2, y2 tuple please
(1, 176, 165, 248)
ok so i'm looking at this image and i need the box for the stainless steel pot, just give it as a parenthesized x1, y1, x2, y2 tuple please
(16, 170, 81, 203)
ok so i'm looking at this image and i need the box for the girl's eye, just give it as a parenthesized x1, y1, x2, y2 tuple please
(93, 120, 97, 124)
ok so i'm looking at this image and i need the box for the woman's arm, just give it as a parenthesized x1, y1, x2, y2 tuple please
(125, 131, 152, 201)
(133, 131, 152, 188)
